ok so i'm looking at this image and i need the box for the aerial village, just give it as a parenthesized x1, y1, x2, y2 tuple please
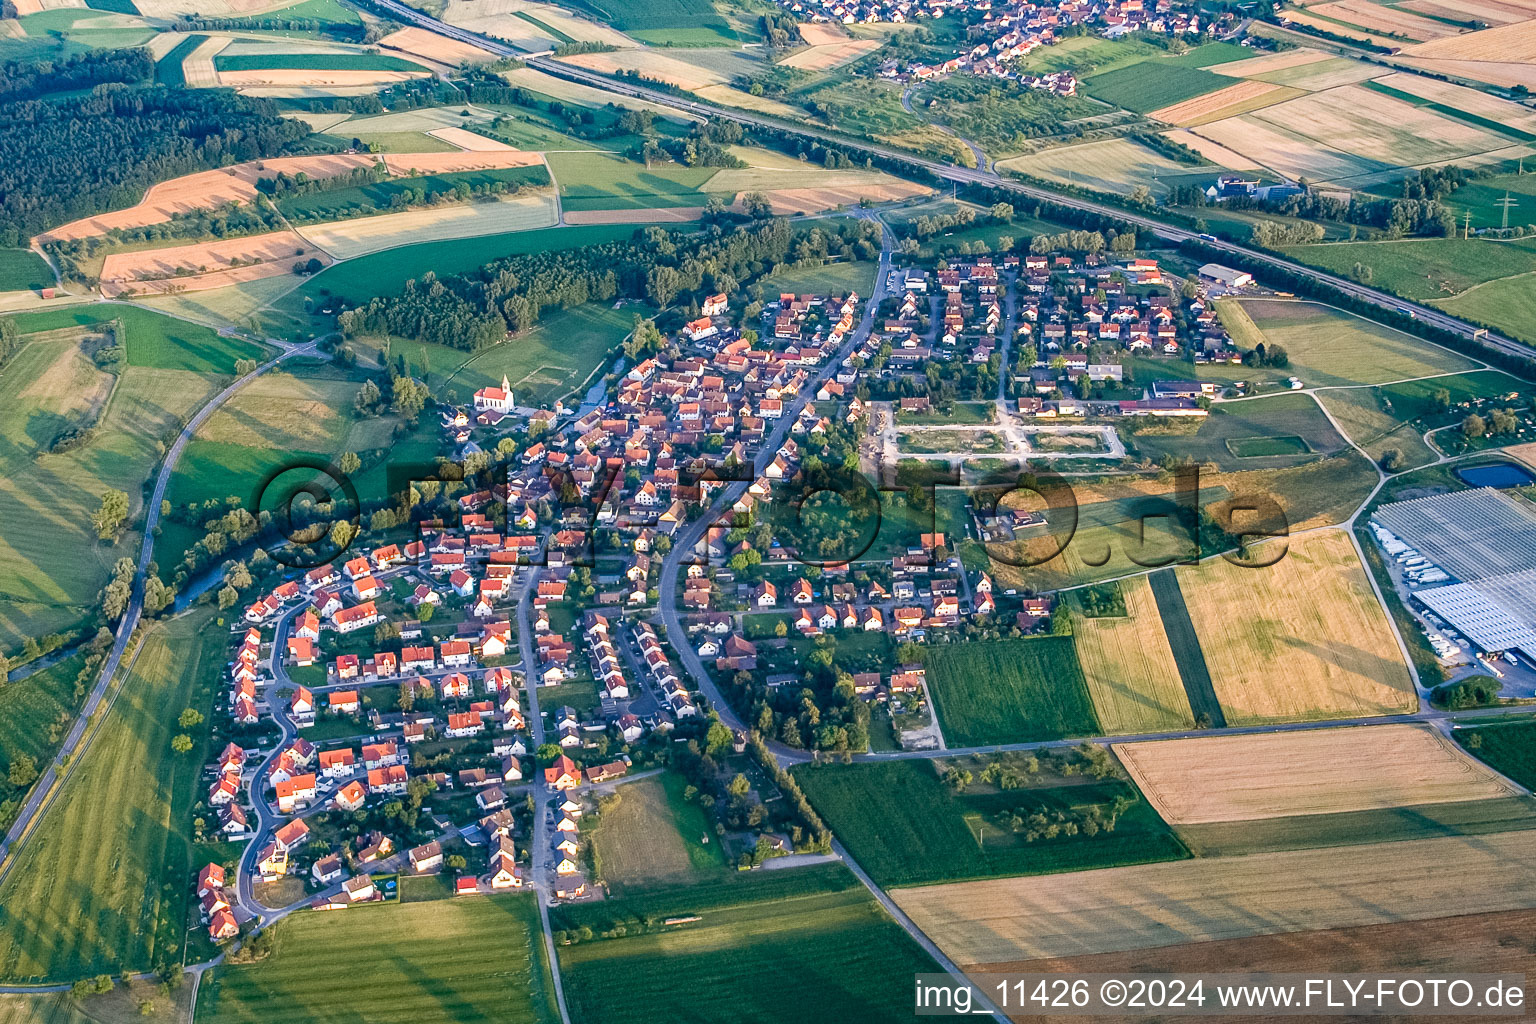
(193, 246, 1246, 942)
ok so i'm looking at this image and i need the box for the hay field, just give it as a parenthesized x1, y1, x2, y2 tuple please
(426, 124, 517, 151)
(702, 167, 895, 192)
(379, 149, 543, 173)
(180, 34, 228, 88)
(37, 154, 379, 242)
(133, 0, 309, 16)
(330, 105, 501, 134)
(780, 37, 879, 71)
(1209, 46, 1334, 77)
(693, 84, 807, 119)
(1252, 54, 1385, 90)
(1376, 70, 1536, 133)
(378, 25, 496, 65)
(1148, 79, 1300, 126)
(1250, 85, 1513, 168)
(1309, 0, 1461, 39)
(1160, 129, 1261, 169)
(797, 21, 850, 45)
(1280, 9, 1406, 46)
(997, 138, 1212, 196)
(1175, 530, 1416, 725)
(442, 0, 635, 48)
(1070, 576, 1195, 734)
(1192, 115, 1372, 182)
(194, 371, 389, 451)
(1116, 725, 1520, 826)
(557, 48, 724, 90)
(589, 776, 723, 892)
(893, 828, 1536, 966)
(297, 193, 558, 259)
(99, 230, 327, 296)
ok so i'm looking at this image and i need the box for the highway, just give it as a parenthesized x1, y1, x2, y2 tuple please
(368, 0, 1530, 368)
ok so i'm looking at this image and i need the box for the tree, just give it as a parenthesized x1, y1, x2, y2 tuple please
(217, 585, 238, 611)
(705, 719, 733, 756)
(391, 375, 430, 420)
(329, 519, 357, 551)
(338, 451, 361, 476)
(535, 743, 562, 764)
(179, 708, 204, 728)
(1463, 413, 1487, 438)
(92, 489, 130, 540)
(7, 753, 37, 789)
(446, 854, 467, 872)
(398, 679, 416, 712)
(171, 734, 193, 754)
(1379, 448, 1404, 472)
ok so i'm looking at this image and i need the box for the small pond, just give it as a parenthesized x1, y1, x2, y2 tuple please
(1457, 463, 1536, 488)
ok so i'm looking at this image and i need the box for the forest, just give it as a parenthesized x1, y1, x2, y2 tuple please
(0, 47, 154, 104)
(0, 77, 310, 241)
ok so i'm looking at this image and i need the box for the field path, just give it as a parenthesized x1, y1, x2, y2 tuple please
(0, 318, 316, 881)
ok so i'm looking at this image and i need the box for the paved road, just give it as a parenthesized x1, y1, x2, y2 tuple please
(366, 0, 1531, 372)
(0, 340, 308, 877)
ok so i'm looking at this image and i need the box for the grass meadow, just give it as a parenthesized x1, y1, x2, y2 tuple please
(276, 165, 550, 220)
(1284, 236, 1536, 303)
(792, 760, 1188, 887)
(0, 249, 52, 293)
(1128, 392, 1347, 470)
(0, 653, 88, 808)
(196, 894, 559, 1024)
(1454, 718, 1536, 789)
(589, 774, 726, 892)
(553, 865, 941, 1024)
(923, 636, 1100, 746)
(546, 152, 719, 211)
(0, 612, 222, 983)
(3, 305, 270, 374)
(213, 52, 428, 73)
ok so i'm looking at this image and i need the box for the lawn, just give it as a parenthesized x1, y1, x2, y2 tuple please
(589, 773, 726, 892)
(923, 636, 1100, 746)
(1129, 392, 1346, 470)
(0, 331, 222, 653)
(1218, 298, 1477, 387)
(213, 53, 429, 72)
(1175, 530, 1417, 726)
(552, 864, 941, 1024)
(792, 759, 1189, 887)
(3, 305, 270, 374)
(0, 612, 222, 983)
(1068, 575, 1195, 734)
(0, 249, 51, 293)
(1082, 60, 1231, 113)
(196, 894, 560, 1024)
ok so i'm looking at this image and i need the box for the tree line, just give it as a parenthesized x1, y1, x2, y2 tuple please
(0, 47, 153, 104)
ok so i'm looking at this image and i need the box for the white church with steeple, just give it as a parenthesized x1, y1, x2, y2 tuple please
(473, 374, 514, 412)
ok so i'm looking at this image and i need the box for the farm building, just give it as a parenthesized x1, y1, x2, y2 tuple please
(1197, 264, 1253, 288)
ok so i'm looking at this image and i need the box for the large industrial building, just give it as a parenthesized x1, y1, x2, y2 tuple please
(1371, 487, 1536, 665)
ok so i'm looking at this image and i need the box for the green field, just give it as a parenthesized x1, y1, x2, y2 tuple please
(589, 774, 726, 892)
(552, 865, 940, 1024)
(3, 305, 270, 374)
(197, 894, 559, 1024)
(1446, 172, 1536, 231)
(1284, 236, 1536, 303)
(0, 327, 224, 652)
(763, 259, 877, 297)
(213, 53, 429, 72)
(1319, 368, 1529, 466)
(0, 613, 221, 983)
(554, 0, 742, 43)
(1083, 60, 1230, 113)
(0, 250, 52, 293)
(1177, 796, 1536, 858)
(1436, 272, 1536, 345)
(1318, 388, 1440, 469)
(1130, 393, 1346, 470)
(793, 759, 1189, 887)
(0, 654, 88, 796)
(1217, 298, 1478, 388)
(1454, 719, 1536, 789)
(923, 636, 1100, 746)
(547, 152, 719, 211)
(1146, 568, 1224, 727)
(153, 33, 204, 88)
(276, 165, 550, 219)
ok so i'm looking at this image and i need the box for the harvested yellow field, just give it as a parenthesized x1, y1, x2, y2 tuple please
(442, 0, 635, 47)
(380, 149, 543, 173)
(1070, 577, 1194, 734)
(500, 66, 695, 121)
(562, 207, 708, 225)
(702, 167, 892, 192)
(98, 230, 327, 297)
(297, 193, 557, 259)
(1193, 115, 1370, 182)
(8, 0, 44, 14)
(797, 21, 851, 45)
(1310, 0, 1461, 39)
(1375, 71, 1536, 133)
(144, 32, 190, 59)
(1209, 46, 1334, 77)
(1280, 9, 1404, 47)
(894, 829, 1536, 965)
(557, 49, 724, 90)
(1252, 54, 1385, 90)
(285, 110, 353, 132)
(0, 20, 25, 39)
(133, 0, 302, 15)
(1116, 725, 1520, 826)
(1403, 16, 1536, 58)
(780, 38, 880, 71)
(1397, 56, 1536, 89)
(37, 154, 380, 242)
(1401, 0, 1536, 24)
(1160, 128, 1261, 169)
(378, 26, 497, 65)
(1505, 441, 1536, 471)
(1149, 79, 1299, 126)
(1251, 84, 1513, 167)
(218, 68, 430, 88)
(999, 138, 1216, 196)
(181, 35, 229, 89)
(1175, 530, 1416, 725)
(425, 125, 518, 151)
(692, 84, 806, 120)
(764, 181, 929, 213)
